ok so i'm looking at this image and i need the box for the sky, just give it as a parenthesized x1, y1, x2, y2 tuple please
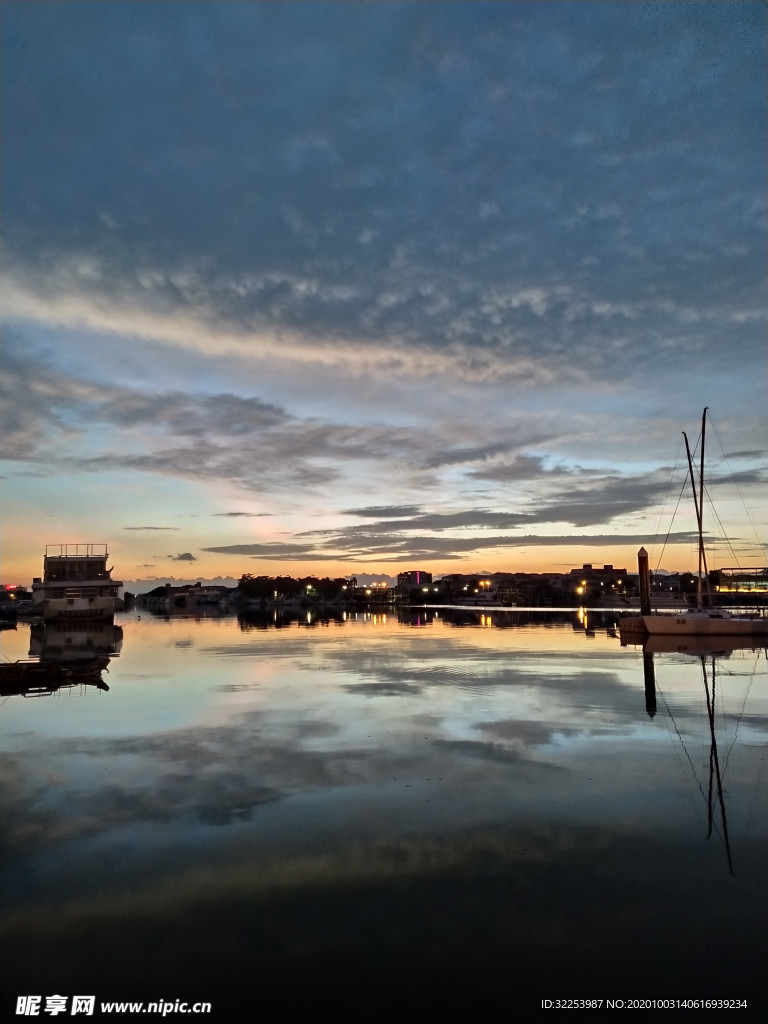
(1, 1, 766, 590)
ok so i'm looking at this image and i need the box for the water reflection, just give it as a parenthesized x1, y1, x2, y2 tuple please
(0, 659, 110, 698)
(234, 605, 624, 634)
(29, 620, 123, 663)
(700, 655, 735, 875)
(0, 620, 121, 698)
(638, 641, 768, 877)
(0, 612, 765, 1010)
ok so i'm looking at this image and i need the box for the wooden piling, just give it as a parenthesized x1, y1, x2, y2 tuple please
(638, 546, 651, 616)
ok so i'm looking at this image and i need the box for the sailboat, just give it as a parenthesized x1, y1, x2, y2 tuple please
(642, 408, 768, 637)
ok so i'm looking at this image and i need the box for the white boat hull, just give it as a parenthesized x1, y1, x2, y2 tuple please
(642, 612, 768, 636)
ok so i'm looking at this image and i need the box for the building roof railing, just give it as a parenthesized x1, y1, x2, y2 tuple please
(44, 544, 108, 558)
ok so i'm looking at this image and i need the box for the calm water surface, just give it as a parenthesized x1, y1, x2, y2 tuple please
(1, 609, 766, 1018)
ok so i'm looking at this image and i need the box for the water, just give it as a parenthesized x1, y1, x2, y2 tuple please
(1, 609, 766, 1018)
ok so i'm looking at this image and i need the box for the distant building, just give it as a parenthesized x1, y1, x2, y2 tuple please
(397, 570, 433, 591)
(140, 581, 234, 610)
(568, 564, 627, 583)
(0, 584, 32, 613)
(712, 567, 768, 593)
(567, 564, 628, 599)
(568, 563, 627, 578)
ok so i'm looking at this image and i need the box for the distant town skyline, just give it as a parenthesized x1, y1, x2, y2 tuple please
(1, 559, 757, 598)
(2, 2, 766, 585)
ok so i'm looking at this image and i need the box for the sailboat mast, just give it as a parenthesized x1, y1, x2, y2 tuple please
(700, 407, 712, 607)
(683, 430, 703, 611)
(684, 408, 711, 611)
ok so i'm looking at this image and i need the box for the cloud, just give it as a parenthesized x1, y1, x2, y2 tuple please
(103, 390, 288, 436)
(3, 330, 762, 568)
(201, 542, 341, 562)
(342, 506, 424, 518)
(202, 530, 698, 565)
(2, 2, 765, 393)
(124, 526, 180, 531)
(0, 339, 291, 465)
(1, 2, 765, 574)
(724, 450, 766, 461)
(212, 512, 272, 518)
(169, 552, 197, 562)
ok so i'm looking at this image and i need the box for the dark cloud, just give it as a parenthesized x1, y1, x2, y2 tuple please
(724, 450, 766, 461)
(0, 344, 412, 490)
(103, 391, 289, 436)
(123, 526, 180, 531)
(169, 552, 197, 562)
(5, 328, 751, 563)
(3, 2, 765, 387)
(342, 506, 424, 518)
(8, 332, 758, 548)
(212, 512, 272, 518)
(74, 443, 342, 492)
(421, 442, 522, 471)
(0, 341, 290, 464)
(203, 530, 699, 564)
(464, 455, 583, 484)
(202, 542, 331, 560)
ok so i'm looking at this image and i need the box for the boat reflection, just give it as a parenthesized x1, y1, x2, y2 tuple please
(0, 658, 111, 698)
(0, 620, 122, 698)
(640, 635, 767, 657)
(29, 620, 123, 663)
(639, 640, 766, 875)
(699, 654, 734, 875)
